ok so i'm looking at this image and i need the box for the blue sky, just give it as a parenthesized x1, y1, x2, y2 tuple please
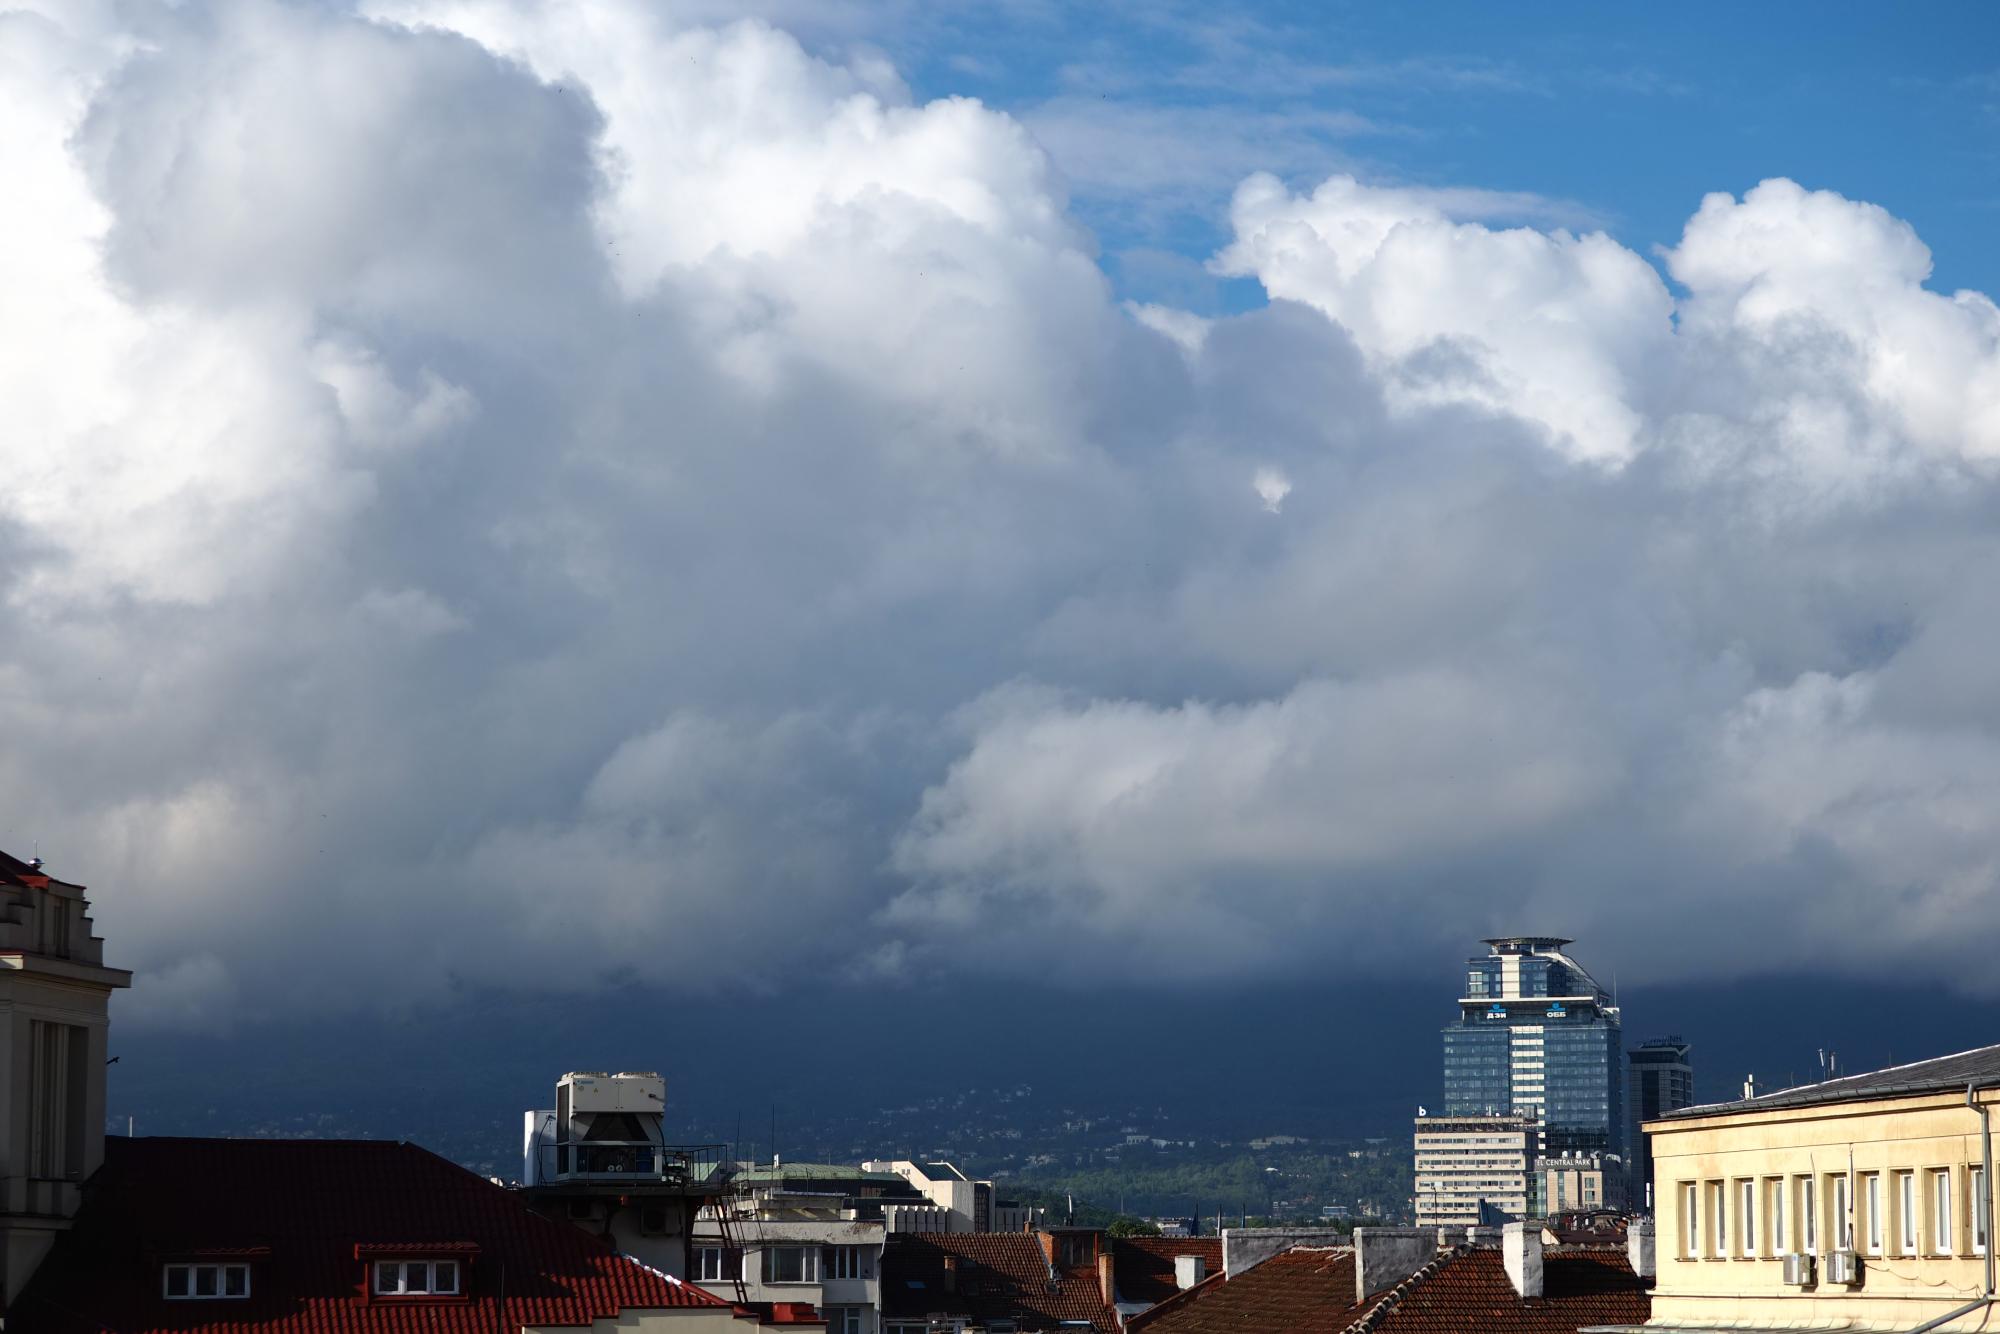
(864, 2, 2000, 313)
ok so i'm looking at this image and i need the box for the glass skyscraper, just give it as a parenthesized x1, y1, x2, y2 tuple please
(1625, 1035, 1695, 1208)
(1440, 937, 1625, 1212)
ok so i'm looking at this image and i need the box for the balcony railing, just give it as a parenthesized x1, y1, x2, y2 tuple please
(541, 1140, 728, 1184)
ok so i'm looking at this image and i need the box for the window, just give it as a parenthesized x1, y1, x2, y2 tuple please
(1865, 1174, 1882, 1255)
(1682, 1182, 1699, 1258)
(1711, 1181, 1728, 1257)
(1975, 1166, 1990, 1256)
(162, 1263, 251, 1300)
(830, 1308, 865, 1334)
(830, 1245, 866, 1280)
(27, 1021, 85, 1181)
(374, 1260, 461, 1296)
(1770, 1177, 1788, 1254)
(1740, 1180, 1757, 1257)
(697, 1247, 741, 1282)
(1835, 1174, 1853, 1251)
(1933, 1169, 1955, 1254)
(764, 1245, 820, 1284)
(1900, 1172, 1918, 1256)
(1799, 1176, 1818, 1255)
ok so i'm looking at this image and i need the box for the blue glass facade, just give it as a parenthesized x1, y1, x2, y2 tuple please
(1440, 937, 1625, 1184)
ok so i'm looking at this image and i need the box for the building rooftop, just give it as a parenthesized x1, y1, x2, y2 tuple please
(1129, 1243, 1649, 1334)
(733, 1162, 909, 1184)
(15, 1137, 748, 1333)
(0, 846, 80, 891)
(1112, 1237, 1225, 1308)
(1661, 1041, 2000, 1120)
(881, 1232, 1118, 1332)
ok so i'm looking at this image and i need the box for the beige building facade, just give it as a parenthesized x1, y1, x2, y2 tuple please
(1414, 1114, 1536, 1226)
(0, 853, 130, 1305)
(1636, 1047, 2000, 1334)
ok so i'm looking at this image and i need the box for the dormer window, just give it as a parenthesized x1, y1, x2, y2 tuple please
(374, 1259, 461, 1295)
(163, 1262, 251, 1299)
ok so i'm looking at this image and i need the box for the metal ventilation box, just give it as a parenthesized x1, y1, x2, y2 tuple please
(560, 1071, 666, 1115)
(1825, 1250, 1861, 1285)
(1782, 1253, 1817, 1286)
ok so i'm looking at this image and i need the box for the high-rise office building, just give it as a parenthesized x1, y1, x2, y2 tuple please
(1439, 936, 1624, 1215)
(1625, 1035, 1694, 1209)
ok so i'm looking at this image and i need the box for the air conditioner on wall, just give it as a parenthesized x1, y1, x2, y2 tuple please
(1825, 1250, 1861, 1285)
(1782, 1253, 1817, 1287)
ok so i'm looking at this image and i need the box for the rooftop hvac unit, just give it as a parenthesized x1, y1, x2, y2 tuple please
(560, 1071, 666, 1115)
(1825, 1250, 1861, 1286)
(1782, 1253, 1816, 1287)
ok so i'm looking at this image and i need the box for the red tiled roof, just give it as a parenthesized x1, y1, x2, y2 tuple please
(1354, 1246, 1649, 1334)
(1111, 1236, 1224, 1307)
(14, 1137, 745, 1333)
(1127, 1246, 1359, 1334)
(1130, 1243, 1650, 1334)
(881, 1233, 1118, 1332)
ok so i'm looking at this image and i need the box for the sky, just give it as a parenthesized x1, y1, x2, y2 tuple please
(5, 0, 2000, 1047)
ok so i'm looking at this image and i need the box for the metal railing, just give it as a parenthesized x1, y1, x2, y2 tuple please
(541, 1140, 727, 1184)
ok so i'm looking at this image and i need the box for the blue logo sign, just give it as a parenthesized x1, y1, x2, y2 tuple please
(1547, 1003, 1568, 1017)
(1486, 1005, 1506, 1019)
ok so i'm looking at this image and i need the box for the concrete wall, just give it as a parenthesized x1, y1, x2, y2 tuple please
(1352, 1228, 1436, 1302)
(1221, 1226, 1351, 1278)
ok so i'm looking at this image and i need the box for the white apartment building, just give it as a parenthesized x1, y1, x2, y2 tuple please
(1414, 1114, 1537, 1227)
(693, 1165, 896, 1333)
(863, 1159, 1037, 1233)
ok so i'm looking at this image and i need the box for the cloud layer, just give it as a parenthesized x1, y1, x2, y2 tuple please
(6, 0, 2000, 1025)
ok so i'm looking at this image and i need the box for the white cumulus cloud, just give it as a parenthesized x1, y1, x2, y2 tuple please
(4, 0, 2000, 1025)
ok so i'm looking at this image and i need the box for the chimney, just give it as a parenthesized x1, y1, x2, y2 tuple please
(1174, 1254, 1205, 1290)
(1354, 1228, 1435, 1303)
(1097, 1252, 1115, 1307)
(1503, 1222, 1543, 1299)
(1627, 1216, 1656, 1281)
(1036, 1231, 1057, 1269)
(941, 1256, 957, 1295)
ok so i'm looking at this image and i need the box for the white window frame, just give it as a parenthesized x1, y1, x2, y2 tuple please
(697, 1246, 738, 1283)
(1934, 1169, 1955, 1255)
(1739, 1179, 1757, 1257)
(1770, 1177, 1787, 1255)
(162, 1263, 252, 1300)
(1800, 1176, 1818, 1255)
(832, 1308, 864, 1334)
(830, 1245, 866, 1280)
(763, 1245, 821, 1285)
(1711, 1181, 1728, 1258)
(1864, 1173, 1882, 1255)
(1682, 1182, 1700, 1259)
(1835, 1174, 1853, 1251)
(373, 1259, 461, 1296)
(1899, 1171, 1918, 1256)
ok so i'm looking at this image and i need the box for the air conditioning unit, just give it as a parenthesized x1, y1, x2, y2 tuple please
(1825, 1250, 1861, 1285)
(1782, 1253, 1817, 1286)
